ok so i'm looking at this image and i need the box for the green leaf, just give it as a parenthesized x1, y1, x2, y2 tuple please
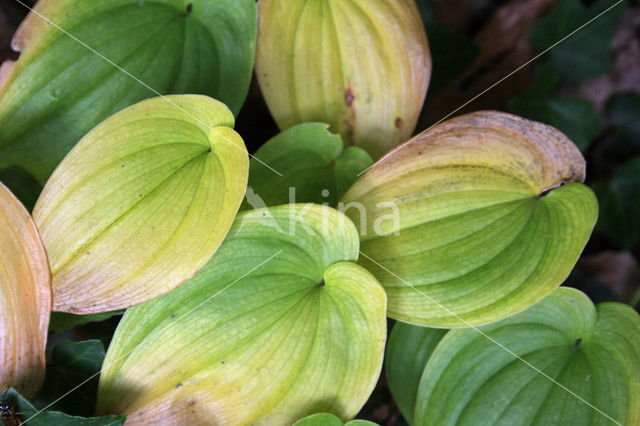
(592, 157, 640, 249)
(342, 111, 598, 327)
(0, 387, 125, 426)
(32, 95, 249, 313)
(530, 0, 625, 84)
(0, 0, 257, 183)
(49, 311, 123, 333)
(243, 123, 373, 209)
(509, 63, 600, 151)
(33, 341, 105, 417)
(97, 205, 387, 424)
(398, 288, 640, 425)
(293, 412, 379, 426)
(385, 323, 446, 424)
(0, 166, 42, 212)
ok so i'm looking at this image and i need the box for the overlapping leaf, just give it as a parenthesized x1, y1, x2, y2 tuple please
(243, 123, 372, 209)
(385, 288, 640, 425)
(33, 95, 248, 313)
(385, 324, 446, 424)
(0, 0, 257, 182)
(0, 182, 50, 398)
(342, 111, 598, 327)
(97, 205, 386, 425)
(256, 0, 431, 159)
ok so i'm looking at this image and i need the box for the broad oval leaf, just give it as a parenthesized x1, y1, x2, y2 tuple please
(97, 205, 386, 425)
(387, 288, 640, 425)
(341, 111, 598, 327)
(293, 412, 379, 426)
(243, 123, 372, 209)
(0, 182, 50, 398)
(256, 0, 431, 160)
(33, 95, 248, 314)
(0, 0, 257, 182)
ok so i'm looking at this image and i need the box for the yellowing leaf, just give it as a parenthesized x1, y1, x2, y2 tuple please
(256, 0, 431, 159)
(342, 111, 598, 327)
(33, 95, 248, 314)
(0, 182, 50, 398)
(97, 205, 386, 425)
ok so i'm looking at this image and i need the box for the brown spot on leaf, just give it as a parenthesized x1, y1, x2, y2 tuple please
(345, 87, 355, 108)
(395, 117, 403, 129)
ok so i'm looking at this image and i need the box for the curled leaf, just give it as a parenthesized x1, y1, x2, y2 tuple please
(342, 111, 598, 327)
(243, 123, 372, 209)
(256, 0, 431, 159)
(385, 288, 640, 425)
(0, 0, 257, 182)
(33, 95, 248, 313)
(0, 182, 50, 398)
(97, 205, 386, 425)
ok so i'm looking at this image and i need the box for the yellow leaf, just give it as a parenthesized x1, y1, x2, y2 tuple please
(33, 95, 248, 314)
(0, 182, 50, 397)
(256, 0, 431, 159)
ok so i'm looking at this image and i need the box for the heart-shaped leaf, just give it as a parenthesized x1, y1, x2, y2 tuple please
(293, 412, 379, 426)
(243, 123, 372, 209)
(385, 288, 640, 425)
(0, 0, 257, 183)
(341, 111, 598, 327)
(33, 95, 248, 314)
(0, 182, 50, 398)
(97, 205, 386, 425)
(255, 0, 431, 159)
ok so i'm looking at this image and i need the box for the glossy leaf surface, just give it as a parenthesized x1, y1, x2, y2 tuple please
(385, 323, 446, 424)
(0, 0, 256, 182)
(384, 288, 640, 426)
